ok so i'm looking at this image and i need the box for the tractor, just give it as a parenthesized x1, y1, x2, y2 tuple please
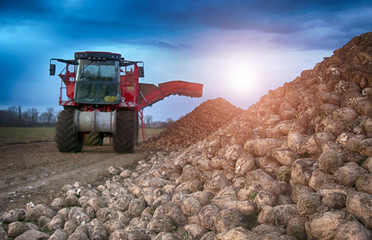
(49, 51, 203, 153)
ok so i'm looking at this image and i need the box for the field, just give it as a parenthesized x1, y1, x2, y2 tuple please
(138, 128, 164, 142)
(0, 127, 55, 145)
(0, 127, 164, 145)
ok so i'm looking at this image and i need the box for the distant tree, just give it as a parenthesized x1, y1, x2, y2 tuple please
(18, 106, 22, 121)
(7, 106, 18, 122)
(1, 106, 21, 126)
(26, 108, 39, 125)
(1, 106, 59, 126)
(31, 108, 39, 124)
(38, 108, 56, 126)
(145, 115, 153, 126)
(0, 110, 7, 126)
(166, 118, 174, 124)
(22, 110, 30, 125)
(39, 112, 49, 124)
(46, 107, 55, 124)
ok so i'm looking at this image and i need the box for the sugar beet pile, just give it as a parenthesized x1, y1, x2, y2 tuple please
(1, 32, 372, 239)
(141, 98, 243, 150)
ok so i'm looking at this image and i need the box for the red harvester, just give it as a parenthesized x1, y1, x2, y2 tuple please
(50, 51, 203, 153)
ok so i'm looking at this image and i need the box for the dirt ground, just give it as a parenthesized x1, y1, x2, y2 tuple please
(0, 140, 149, 215)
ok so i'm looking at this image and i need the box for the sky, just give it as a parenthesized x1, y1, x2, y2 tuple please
(0, 0, 371, 121)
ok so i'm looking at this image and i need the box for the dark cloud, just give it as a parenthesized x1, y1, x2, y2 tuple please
(134, 40, 191, 49)
(2, 0, 371, 47)
(0, 0, 51, 15)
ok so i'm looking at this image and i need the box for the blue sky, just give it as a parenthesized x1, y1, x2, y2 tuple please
(0, 0, 371, 121)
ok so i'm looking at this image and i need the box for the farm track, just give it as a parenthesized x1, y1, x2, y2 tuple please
(0, 141, 146, 214)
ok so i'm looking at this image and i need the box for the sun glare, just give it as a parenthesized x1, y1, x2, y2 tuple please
(226, 63, 260, 96)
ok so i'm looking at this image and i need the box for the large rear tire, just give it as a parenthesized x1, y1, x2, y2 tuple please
(113, 110, 137, 153)
(84, 132, 103, 146)
(55, 109, 83, 152)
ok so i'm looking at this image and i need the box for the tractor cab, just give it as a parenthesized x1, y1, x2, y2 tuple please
(50, 51, 144, 107)
(74, 52, 121, 105)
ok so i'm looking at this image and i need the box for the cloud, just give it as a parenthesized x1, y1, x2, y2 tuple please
(2, 0, 371, 48)
(0, 0, 52, 17)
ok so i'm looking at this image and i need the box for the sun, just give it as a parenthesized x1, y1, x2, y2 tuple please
(226, 63, 260, 96)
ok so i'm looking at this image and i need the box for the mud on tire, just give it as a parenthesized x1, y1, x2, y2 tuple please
(55, 109, 84, 152)
(113, 110, 137, 153)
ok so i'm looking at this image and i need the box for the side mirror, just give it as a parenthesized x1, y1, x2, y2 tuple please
(138, 66, 144, 78)
(49, 64, 56, 76)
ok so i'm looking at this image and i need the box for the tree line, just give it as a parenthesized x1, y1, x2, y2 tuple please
(0, 106, 57, 127)
(144, 114, 175, 128)
(0, 106, 177, 128)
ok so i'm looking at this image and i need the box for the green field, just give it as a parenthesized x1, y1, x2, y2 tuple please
(0, 127, 164, 145)
(0, 127, 56, 145)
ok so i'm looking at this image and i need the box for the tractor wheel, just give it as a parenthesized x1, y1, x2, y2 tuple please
(55, 109, 83, 152)
(84, 132, 103, 146)
(113, 110, 137, 153)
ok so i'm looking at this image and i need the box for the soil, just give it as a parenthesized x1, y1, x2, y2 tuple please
(0, 140, 148, 215)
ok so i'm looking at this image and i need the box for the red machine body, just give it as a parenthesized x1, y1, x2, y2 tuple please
(56, 52, 202, 110)
(50, 51, 203, 152)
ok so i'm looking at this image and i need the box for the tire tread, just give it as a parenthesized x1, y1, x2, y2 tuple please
(55, 109, 83, 152)
(113, 110, 137, 153)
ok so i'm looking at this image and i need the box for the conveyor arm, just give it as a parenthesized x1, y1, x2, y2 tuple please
(138, 81, 203, 109)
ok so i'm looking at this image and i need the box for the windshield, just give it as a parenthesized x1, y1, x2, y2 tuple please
(74, 59, 121, 104)
(77, 59, 119, 81)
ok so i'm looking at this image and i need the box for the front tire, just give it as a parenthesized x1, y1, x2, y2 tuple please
(113, 110, 137, 153)
(55, 109, 83, 152)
